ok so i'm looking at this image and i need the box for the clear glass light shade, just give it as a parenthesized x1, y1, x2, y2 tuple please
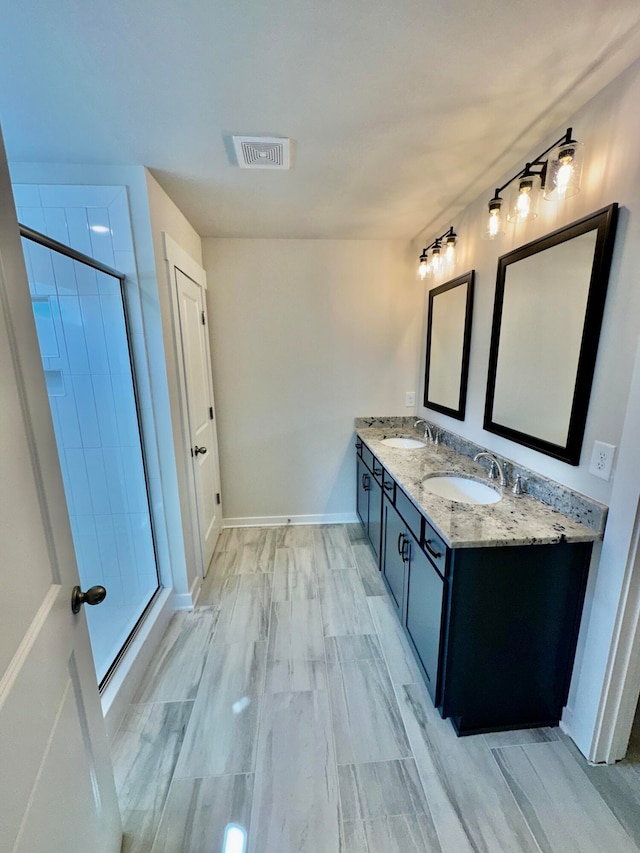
(507, 175, 540, 223)
(417, 253, 430, 280)
(544, 141, 583, 201)
(444, 234, 456, 265)
(484, 197, 505, 239)
(430, 245, 442, 275)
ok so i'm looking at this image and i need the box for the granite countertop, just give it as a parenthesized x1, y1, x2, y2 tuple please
(356, 425, 603, 549)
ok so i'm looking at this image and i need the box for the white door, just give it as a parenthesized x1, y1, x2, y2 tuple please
(0, 132, 122, 852)
(174, 264, 222, 576)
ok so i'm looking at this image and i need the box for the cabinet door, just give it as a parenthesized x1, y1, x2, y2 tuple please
(356, 457, 369, 528)
(368, 475, 382, 561)
(382, 499, 407, 616)
(405, 530, 444, 703)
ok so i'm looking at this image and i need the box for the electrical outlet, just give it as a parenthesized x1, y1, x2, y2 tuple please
(405, 391, 416, 407)
(588, 441, 616, 480)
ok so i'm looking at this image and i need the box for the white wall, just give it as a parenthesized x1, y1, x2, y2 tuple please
(202, 238, 419, 523)
(415, 67, 640, 502)
(414, 58, 640, 758)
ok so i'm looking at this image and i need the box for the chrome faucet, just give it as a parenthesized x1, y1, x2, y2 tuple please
(473, 451, 509, 487)
(414, 419, 434, 443)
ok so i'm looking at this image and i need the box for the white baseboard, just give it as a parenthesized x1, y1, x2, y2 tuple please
(101, 588, 173, 741)
(223, 512, 359, 528)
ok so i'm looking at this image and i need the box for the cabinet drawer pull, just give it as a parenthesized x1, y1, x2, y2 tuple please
(363, 474, 370, 492)
(373, 465, 383, 476)
(356, 441, 363, 451)
(397, 532, 405, 556)
(383, 481, 394, 491)
(424, 539, 442, 560)
(403, 538, 411, 563)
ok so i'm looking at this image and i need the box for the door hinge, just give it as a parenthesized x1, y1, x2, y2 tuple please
(201, 311, 206, 325)
(209, 406, 214, 420)
(216, 492, 221, 505)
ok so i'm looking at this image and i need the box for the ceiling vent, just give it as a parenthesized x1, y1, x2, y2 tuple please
(231, 135, 291, 169)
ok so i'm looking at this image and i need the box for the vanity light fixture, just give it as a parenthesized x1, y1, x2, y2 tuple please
(484, 127, 583, 239)
(417, 226, 456, 280)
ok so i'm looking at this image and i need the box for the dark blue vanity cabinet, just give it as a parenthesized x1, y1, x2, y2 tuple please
(380, 488, 445, 704)
(356, 439, 592, 735)
(381, 496, 408, 614)
(355, 441, 382, 560)
(405, 528, 444, 705)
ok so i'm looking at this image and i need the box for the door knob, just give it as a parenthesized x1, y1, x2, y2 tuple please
(194, 445, 207, 456)
(71, 585, 107, 614)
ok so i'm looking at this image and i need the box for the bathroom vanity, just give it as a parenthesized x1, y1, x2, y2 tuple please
(355, 419, 604, 736)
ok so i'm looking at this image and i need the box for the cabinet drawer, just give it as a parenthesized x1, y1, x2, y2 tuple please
(394, 487, 422, 543)
(422, 516, 447, 577)
(371, 456, 384, 485)
(355, 438, 364, 458)
(382, 471, 395, 501)
(361, 444, 374, 473)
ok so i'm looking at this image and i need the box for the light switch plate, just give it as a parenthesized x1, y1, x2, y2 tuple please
(405, 391, 416, 407)
(588, 440, 616, 480)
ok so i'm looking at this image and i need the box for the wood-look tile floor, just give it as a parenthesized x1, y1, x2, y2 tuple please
(112, 524, 640, 852)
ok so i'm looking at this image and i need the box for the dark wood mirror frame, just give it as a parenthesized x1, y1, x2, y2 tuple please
(424, 270, 475, 421)
(484, 203, 618, 465)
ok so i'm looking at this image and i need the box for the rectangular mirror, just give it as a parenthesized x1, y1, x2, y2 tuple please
(484, 204, 618, 464)
(424, 270, 474, 420)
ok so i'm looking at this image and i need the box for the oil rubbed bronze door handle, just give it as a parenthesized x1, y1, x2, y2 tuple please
(71, 585, 107, 614)
(194, 445, 208, 456)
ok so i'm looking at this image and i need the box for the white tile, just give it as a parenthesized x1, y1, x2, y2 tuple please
(91, 374, 121, 447)
(58, 296, 90, 372)
(18, 206, 47, 233)
(113, 514, 137, 588)
(110, 371, 141, 446)
(73, 515, 105, 585)
(43, 208, 70, 245)
(102, 447, 129, 513)
(64, 207, 93, 257)
(100, 293, 131, 373)
(51, 251, 78, 295)
(96, 269, 121, 296)
(74, 260, 99, 295)
(64, 449, 93, 514)
(79, 295, 110, 373)
(130, 514, 157, 591)
(12, 184, 41, 207)
(31, 297, 60, 359)
(87, 207, 116, 267)
(108, 190, 135, 252)
(54, 386, 83, 448)
(71, 374, 101, 448)
(120, 445, 149, 514)
(38, 184, 123, 208)
(94, 515, 120, 577)
(83, 449, 112, 515)
(28, 240, 56, 295)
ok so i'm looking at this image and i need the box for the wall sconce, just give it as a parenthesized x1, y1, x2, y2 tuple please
(417, 226, 457, 280)
(484, 128, 583, 238)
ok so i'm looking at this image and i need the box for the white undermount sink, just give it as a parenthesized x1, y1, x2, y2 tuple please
(380, 436, 426, 449)
(422, 474, 502, 505)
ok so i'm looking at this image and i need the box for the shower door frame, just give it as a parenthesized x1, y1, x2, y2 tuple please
(19, 223, 162, 690)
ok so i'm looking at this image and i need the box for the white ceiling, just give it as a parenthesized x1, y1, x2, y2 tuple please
(2, 1, 640, 240)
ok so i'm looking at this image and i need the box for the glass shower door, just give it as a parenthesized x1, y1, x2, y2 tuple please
(22, 232, 159, 684)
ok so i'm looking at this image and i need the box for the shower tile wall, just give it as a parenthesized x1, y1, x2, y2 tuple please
(14, 185, 160, 682)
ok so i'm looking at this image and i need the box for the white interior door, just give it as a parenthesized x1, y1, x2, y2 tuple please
(175, 266, 222, 576)
(0, 131, 122, 852)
